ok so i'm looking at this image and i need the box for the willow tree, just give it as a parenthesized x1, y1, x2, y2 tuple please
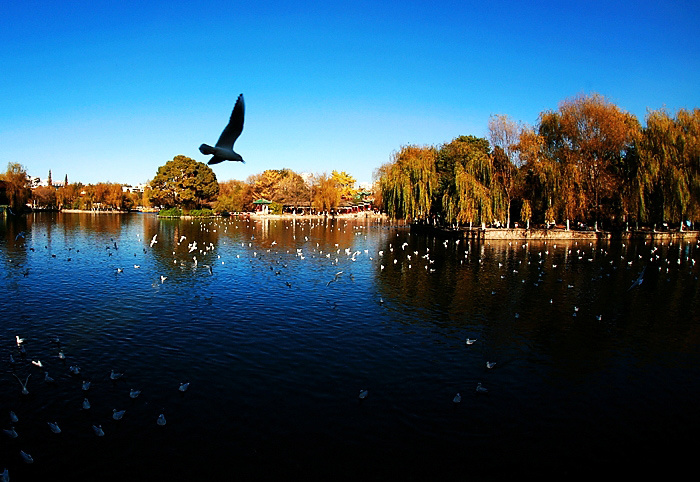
(378, 145, 437, 220)
(437, 136, 497, 226)
(526, 94, 640, 228)
(640, 108, 700, 225)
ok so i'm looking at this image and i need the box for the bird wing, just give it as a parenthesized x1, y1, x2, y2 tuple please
(215, 94, 245, 148)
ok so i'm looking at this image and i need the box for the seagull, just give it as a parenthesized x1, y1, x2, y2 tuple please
(47, 422, 61, 434)
(15, 336, 24, 347)
(69, 365, 80, 375)
(179, 382, 190, 392)
(359, 389, 368, 399)
(200, 93, 246, 165)
(157, 413, 167, 426)
(466, 338, 476, 345)
(628, 266, 646, 291)
(13, 374, 30, 395)
(150, 234, 158, 248)
(20, 450, 33, 464)
(31, 360, 43, 368)
(44, 372, 55, 383)
(486, 361, 496, 369)
(58, 350, 66, 360)
(129, 389, 141, 399)
(92, 424, 104, 436)
(110, 370, 123, 380)
(112, 409, 126, 421)
(9, 412, 18, 423)
(476, 382, 488, 393)
(82, 380, 91, 391)
(3, 427, 18, 438)
(82, 398, 90, 410)
(453, 393, 462, 403)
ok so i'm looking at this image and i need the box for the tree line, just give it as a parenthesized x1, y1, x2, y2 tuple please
(2, 156, 366, 214)
(149, 155, 364, 214)
(376, 93, 700, 230)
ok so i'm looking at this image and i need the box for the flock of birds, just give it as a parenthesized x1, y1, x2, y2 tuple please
(2, 331, 190, 477)
(4, 217, 700, 478)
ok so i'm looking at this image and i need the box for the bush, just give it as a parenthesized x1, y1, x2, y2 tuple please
(270, 202, 283, 215)
(158, 207, 182, 217)
(187, 208, 214, 217)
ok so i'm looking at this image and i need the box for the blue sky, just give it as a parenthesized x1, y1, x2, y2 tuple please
(1, 0, 698, 186)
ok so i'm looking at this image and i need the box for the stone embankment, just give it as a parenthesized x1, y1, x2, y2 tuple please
(410, 224, 700, 241)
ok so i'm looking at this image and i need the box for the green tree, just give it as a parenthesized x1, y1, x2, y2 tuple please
(149, 155, 219, 209)
(437, 135, 496, 226)
(377, 145, 437, 220)
(1, 163, 31, 211)
(639, 108, 700, 225)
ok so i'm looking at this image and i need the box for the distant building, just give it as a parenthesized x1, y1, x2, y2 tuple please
(122, 183, 148, 193)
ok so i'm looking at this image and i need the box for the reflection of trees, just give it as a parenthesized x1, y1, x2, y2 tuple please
(373, 234, 700, 366)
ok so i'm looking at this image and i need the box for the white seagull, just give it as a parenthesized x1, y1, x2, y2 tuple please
(129, 389, 141, 399)
(200, 93, 246, 165)
(179, 382, 190, 392)
(157, 413, 167, 426)
(112, 409, 126, 421)
(150, 234, 158, 248)
(13, 374, 30, 395)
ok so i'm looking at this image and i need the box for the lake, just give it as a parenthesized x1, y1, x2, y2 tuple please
(2, 213, 700, 480)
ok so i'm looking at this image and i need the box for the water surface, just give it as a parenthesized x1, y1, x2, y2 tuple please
(2, 213, 700, 480)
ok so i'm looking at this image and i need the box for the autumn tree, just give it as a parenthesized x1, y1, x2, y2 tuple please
(331, 170, 357, 199)
(543, 93, 639, 226)
(31, 186, 57, 209)
(213, 179, 249, 213)
(311, 173, 341, 212)
(55, 183, 82, 209)
(0, 163, 31, 211)
(150, 155, 219, 209)
(276, 171, 310, 209)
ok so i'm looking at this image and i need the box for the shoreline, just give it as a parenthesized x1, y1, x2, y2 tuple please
(410, 224, 700, 241)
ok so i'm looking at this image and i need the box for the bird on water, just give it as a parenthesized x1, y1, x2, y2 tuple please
(200, 94, 246, 164)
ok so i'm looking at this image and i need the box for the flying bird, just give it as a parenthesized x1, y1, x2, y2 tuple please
(200, 94, 246, 164)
